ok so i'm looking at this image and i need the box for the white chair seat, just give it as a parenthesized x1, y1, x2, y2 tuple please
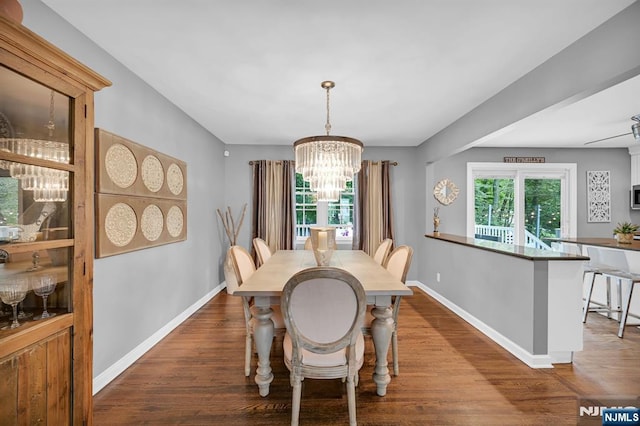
(283, 331, 365, 368)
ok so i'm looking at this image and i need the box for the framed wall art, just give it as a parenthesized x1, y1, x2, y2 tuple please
(95, 128, 187, 257)
(587, 170, 610, 223)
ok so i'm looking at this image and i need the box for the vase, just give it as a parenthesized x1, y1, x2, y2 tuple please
(223, 250, 239, 294)
(0, 0, 23, 24)
(617, 233, 634, 244)
(309, 227, 336, 266)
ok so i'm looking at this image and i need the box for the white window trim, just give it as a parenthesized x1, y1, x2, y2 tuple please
(466, 162, 577, 245)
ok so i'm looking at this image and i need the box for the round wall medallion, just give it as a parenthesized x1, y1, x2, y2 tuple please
(141, 204, 164, 242)
(104, 203, 137, 247)
(105, 144, 137, 188)
(167, 163, 184, 196)
(166, 205, 184, 237)
(433, 178, 460, 206)
(141, 155, 164, 192)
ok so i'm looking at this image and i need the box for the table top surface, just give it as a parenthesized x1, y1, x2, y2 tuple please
(235, 250, 413, 297)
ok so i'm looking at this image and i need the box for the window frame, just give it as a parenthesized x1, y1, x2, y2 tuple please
(466, 162, 577, 245)
(294, 173, 355, 243)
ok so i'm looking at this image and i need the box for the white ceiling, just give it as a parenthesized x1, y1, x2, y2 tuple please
(40, 0, 639, 149)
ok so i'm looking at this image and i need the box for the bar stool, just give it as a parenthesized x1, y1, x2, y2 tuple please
(598, 248, 640, 338)
(582, 246, 624, 323)
(550, 243, 616, 317)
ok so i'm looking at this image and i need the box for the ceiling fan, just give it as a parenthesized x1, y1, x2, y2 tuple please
(584, 114, 640, 145)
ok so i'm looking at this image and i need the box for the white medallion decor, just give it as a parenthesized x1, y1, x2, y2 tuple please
(95, 129, 188, 257)
(587, 170, 610, 223)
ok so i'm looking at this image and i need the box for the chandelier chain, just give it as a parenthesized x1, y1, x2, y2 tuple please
(324, 85, 331, 136)
(46, 90, 55, 138)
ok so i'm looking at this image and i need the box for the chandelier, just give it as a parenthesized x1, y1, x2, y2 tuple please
(0, 90, 69, 202)
(294, 81, 363, 202)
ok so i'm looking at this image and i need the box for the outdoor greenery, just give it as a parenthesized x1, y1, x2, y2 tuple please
(474, 178, 561, 240)
(0, 176, 19, 225)
(295, 173, 354, 231)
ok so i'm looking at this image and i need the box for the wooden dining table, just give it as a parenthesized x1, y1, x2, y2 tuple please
(234, 249, 413, 397)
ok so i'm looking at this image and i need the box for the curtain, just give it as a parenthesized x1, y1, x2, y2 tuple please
(251, 160, 295, 256)
(352, 160, 395, 254)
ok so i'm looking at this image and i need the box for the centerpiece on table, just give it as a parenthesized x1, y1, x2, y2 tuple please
(309, 227, 336, 266)
(613, 221, 639, 244)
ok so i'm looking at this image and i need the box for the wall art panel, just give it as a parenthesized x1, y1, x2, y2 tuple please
(587, 170, 610, 223)
(96, 193, 187, 258)
(95, 128, 187, 200)
(95, 128, 187, 258)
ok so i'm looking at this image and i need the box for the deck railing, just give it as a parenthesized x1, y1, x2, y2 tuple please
(474, 225, 551, 250)
(295, 224, 353, 240)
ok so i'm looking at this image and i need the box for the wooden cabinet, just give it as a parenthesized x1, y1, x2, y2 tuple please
(0, 15, 110, 424)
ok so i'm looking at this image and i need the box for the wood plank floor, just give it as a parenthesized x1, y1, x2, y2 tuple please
(93, 289, 640, 425)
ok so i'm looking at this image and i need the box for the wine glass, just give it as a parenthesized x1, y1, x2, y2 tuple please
(33, 274, 57, 320)
(0, 275, 30, 330)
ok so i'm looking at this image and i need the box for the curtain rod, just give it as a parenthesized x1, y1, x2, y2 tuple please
(249, 160, 398, 166)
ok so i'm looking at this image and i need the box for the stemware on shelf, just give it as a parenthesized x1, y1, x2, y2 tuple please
(0, 275, 30, 330)
(33, 274, 57, 320)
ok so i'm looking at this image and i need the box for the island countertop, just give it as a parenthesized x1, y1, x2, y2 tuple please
(425, 233, 589, 261)
(551, 237, 640, 252)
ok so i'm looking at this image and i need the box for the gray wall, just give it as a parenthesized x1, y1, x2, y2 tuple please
(417, 146, 640, 286)
(223, 144, 422, 278)
(23, 1, 226, 378)
(18, 0, 640, 385)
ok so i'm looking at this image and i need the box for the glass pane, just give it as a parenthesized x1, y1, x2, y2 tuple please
(524, 178, 561, 248)
(0, 65, 72, 242)
(0, 65, 71, 151)
(474, 178, 514, 243)
(0, 162, 71, 243)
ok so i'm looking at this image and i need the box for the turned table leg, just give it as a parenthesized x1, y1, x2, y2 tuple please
(252, 305, 274, 397)
(370, 304, 394, 396)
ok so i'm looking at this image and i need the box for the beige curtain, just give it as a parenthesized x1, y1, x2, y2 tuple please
(251, 160, 295, 256)
(353, 160, 395, 254)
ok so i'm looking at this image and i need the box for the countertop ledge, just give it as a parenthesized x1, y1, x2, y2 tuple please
(425, 233, 590, 261)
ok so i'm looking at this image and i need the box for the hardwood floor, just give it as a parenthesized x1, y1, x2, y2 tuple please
(93, 289, 640, 425)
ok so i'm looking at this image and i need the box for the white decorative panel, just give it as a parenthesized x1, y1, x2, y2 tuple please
(587, 170, 610, 223)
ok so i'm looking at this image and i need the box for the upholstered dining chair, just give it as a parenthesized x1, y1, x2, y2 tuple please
(281, 267, 366, 426)
(229, 245, 285, 376)
(362, 245, 413, 376)
(372, 238, 393, 265)
(253, 237, 272, 267)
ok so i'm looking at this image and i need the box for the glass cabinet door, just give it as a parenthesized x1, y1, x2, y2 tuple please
(0, 64, 72, 328)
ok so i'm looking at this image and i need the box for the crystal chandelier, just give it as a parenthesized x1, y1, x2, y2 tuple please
(0, 90, 69, 202)
(294, 81, 363, 202)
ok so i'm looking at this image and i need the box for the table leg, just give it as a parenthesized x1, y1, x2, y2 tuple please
(370, 304, 394, 396)
(252, 306, 274, 396)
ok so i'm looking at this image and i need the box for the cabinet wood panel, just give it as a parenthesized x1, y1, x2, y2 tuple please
(0, 329, 71, 425)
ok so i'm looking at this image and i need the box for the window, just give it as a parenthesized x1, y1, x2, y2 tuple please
(295, 173, 354, 241)
(467, 162, 577, 248)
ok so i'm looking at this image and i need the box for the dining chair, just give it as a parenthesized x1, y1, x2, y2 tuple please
(253, 237, 272, 267)
(281, 267, 366, 426)
(372, 238, 393, 265)
(362, 245, 413, 376)
(229, 245, 285, 376)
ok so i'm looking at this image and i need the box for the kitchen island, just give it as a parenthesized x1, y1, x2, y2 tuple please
(423, 233, 588, 368)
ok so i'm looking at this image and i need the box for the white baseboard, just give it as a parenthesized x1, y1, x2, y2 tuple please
(92, 283, 226, 394)
(412, 281, 555, 369)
